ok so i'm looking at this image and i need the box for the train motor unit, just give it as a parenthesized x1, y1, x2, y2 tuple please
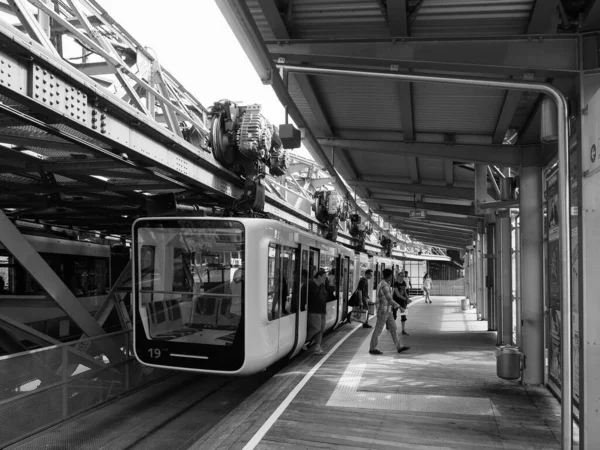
(132, 217, 355, 375)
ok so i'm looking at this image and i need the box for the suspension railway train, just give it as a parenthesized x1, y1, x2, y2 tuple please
(132, 217, 409, 375)
(0, 233, 127, 348)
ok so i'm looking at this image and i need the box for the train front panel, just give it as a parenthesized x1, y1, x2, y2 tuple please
(132, 217, 248, 374)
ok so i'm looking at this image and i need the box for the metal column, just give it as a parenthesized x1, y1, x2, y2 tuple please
(487, 223, 496, 331)
(499, 210, 513, 345)
(495, 219, 503, 345)
(476, 226, 486, 320)
(520, 166, 544, 384)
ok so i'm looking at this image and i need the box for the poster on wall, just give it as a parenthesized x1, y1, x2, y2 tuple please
(570, 134, 581, 410)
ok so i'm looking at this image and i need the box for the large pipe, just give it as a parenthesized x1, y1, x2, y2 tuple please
(277, 64, 572, 448)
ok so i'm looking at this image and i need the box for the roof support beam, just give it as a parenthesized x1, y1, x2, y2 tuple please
(388, 219, 474, 235)
(527, 0, 559, 34)
(407, 156, 419, 183)
(401, 229, 473, 243)
(404, 237, 470, 250)
(492, 91, 523, 144)
(257, 0, 290, 39)
(444, 160, 454, 186)
(400, 230, 471, 245)
(375, 199, 475, 216)
(267, 37, 579, 77)
(582, 1, 600, 31)
(377, 211, 479, 228)
(404, 231, 471, 244)
(318, 138, 527, 166)
(380, 212, 477, 229)
(354, 180, 474, 200)
(387, 0, 408, 36)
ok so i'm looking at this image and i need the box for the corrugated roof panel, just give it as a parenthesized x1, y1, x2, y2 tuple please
(413, 83, 504, 134)
(247, 0, 389, 40)
(288, 74, 325, 135)
(247, 0, 277, 41)
(411, 0, 534, 37)
(311, 75, 404, 131)
(286, 0, 389, 39)
(347, 150, 412, 179)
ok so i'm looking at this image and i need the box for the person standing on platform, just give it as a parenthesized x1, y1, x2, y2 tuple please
(302, 269, 328, 355)
(404, 270, 412, 293)
(354, 269, 373, 328)
(369, 268, 410, 355)
(394, 279, 410, 335)
(423, 273, 433, 304)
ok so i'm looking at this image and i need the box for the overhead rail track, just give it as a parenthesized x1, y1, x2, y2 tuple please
(0, 0, 437, 254)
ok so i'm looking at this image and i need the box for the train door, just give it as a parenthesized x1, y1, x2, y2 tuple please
(335, 255, 350, 327)
(276, 246, 298, 358)
(284, 246, 308, 358)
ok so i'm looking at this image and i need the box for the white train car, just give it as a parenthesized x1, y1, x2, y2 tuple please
(0, 235, 111, 341)
(132, 217, 355, 375)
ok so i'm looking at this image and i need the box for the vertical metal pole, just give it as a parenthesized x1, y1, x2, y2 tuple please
(514, 214, 522, 349)
(487, 223, 496, 331)
(495, 218, 503, 345)
(477, 230, 486, 320)
(500, 210, 513, 345)
(555, 98, 572, 450)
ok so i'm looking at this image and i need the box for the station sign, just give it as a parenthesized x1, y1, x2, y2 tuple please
(409, 209, 427, 219)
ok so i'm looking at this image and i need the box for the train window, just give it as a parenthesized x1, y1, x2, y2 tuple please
(280, 247, 295, 318)
(268, 244, 281, 321)
(320, 253, 337, 303)
(172, 247, 193, 292)
(349, 259, 355, 291)
(134, 219, 245, 354)
(268, 244, 298, 320)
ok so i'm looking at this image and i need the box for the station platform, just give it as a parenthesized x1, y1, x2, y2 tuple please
(9, 296, 565, 450)
(193, 296, 562, 450)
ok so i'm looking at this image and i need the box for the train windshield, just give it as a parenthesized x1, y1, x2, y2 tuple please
(134, 220, 245, 356)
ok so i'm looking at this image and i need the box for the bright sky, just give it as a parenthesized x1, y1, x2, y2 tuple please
(97, 0, 311, 159)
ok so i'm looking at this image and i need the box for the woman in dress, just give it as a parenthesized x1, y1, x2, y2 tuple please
(422, 273, 432, 304)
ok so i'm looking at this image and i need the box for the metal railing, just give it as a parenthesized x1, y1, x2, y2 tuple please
(0, 330, 170, 448)
(430, 279, 466, 296)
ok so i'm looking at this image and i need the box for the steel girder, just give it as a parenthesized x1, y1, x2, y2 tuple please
(374, 199, 475, 217)
(267, 36, 579, 77)
(354, 180, 473, 200)
(317, 138, 532, 166)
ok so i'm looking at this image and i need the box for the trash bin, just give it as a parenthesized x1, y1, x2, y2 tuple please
(460, 298, 469, 310)
(496, 346, 522, 380)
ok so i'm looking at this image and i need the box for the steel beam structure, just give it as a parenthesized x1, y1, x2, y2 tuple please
(268, 37, 579, 77)
(520, 166, 545, 384)
(376, 213, 479, 229)
(375, 199, 474, 216)
(318, 138, 531, 166)
(527, 0, 559, 34)
(354, 180, 474, 200)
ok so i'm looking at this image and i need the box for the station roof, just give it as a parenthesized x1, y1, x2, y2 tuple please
(0, 0, 588, 251)
(218, 0, 584, 250)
